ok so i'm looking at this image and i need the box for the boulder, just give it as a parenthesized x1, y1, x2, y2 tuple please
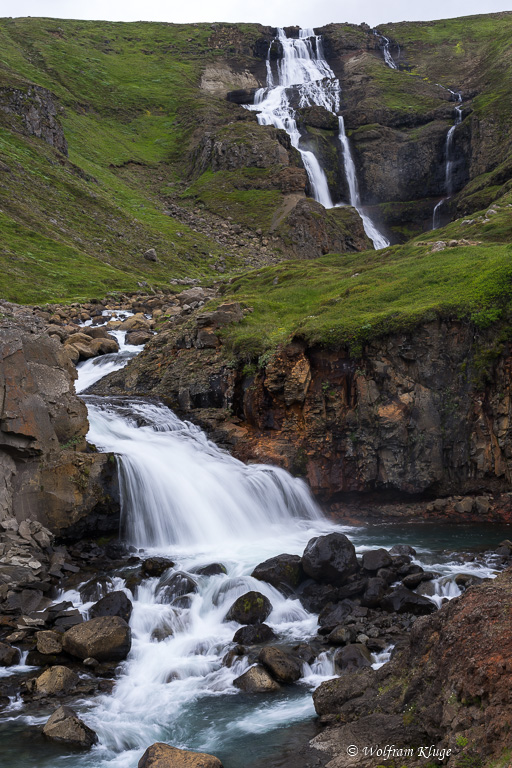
(142, 558, 175, 577)
(302, 533, 359, 586)
(389, 544, 417, 557)
(233, 664, 281, 693)
(251, 554, 305, 593)
(90, 591, 133, 623)
(35, 665, 79, 695)
(63, 616, 131, 661)
(334, 643, 373, 673)
(143, 248, 158, 262)
(118, 313, 150, 332)
(225, 591, 272, 625)
(138, 742, 223, 768)
(258, 645, 302, 684)
(36, 630, 63, 655)
(297, 581, 340, 612)
(361, 577, 388, 608)
(362, 548, 393, 571)
(326, 626, 355, 646)
(402, 571, 434, 590)
(0, 641, 21, 666)
(192, 563, 227, 577)
(233, 623, 276, 645)
(317, 600, 354, 635)
(43, 706, 97, 748)
(156, 572, 198, 605)
(380, 587, 437, 615)
(126, 330, 153, 346)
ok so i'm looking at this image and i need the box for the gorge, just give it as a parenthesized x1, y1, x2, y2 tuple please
(0, 9, 512, 768)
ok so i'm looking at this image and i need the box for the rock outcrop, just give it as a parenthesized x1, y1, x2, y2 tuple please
(0, 85, 68, 155)
(0, 318, 119, 538)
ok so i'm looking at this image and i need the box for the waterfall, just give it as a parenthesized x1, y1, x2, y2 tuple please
(249, 27, 389, 250)
(86, 397, 322, 550)
(433, 90, 463, 229)
(373, 30, 398, 69)
(338, 116, 390, 250)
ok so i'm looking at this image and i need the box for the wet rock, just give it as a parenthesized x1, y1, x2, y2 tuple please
(90, 591, 133, 623)
(0, 641, 21, 666)
(142, 558, 175, 577)
(156, 572, 198, 604)
(326, 626, 356, 645)
(361, 577, 388, 608)
(233, 623, 276, 645)
(380, 587, 437, 615)
(63, 616, 131, 661)
(79, 577, 115, 603)
(297, 581, 340, 612)
(225, 591, 272, 625)
(389, 544, 417, 557)
(302, 533, 358, 586)
(35, 665, 79, 695)
(36, 630, 63, 655)
(317, 601, 354, 635)
(192, 563, 227, 577)
(362, 548, 393, 571)
(43, 706, 98, 748)
(313, 667, 377, 715)
(334, 643, 373, 673)
(251, 554, 305, 593)
(138, 742, 223, 768)
(402, 571, 434, 590)
(233, 664, 281, 692)
(258, 645, 302, 684)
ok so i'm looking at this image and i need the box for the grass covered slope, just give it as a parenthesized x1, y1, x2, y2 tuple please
(0, 18, 265, 302)
(220, 192, 512, 357)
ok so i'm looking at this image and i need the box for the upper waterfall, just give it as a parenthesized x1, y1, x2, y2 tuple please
(248, 27, 389, 249)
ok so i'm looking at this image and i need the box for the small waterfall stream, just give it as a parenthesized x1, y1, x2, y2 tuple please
(248, 27, 389, 249)
(433, 89, 463, 229)
(373, 30, 398, 69)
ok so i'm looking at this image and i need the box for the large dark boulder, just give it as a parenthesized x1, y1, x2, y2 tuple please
(334, 643, 373, 673)
(138, 742, 223, 768)
(251, 554, 305, 593)
(380, 587, 437, 615)
(0, 641, 21, 666)
(362, 548, 393, 572)
(43, 706, 97, 748)
(317, 600, 354, 635)
(258, 645, 302, 684)
(142, 558, 175, 577)
(156, 572, 198, 604)
(192, 563, 227, 577)
(297, 581, 341, 612)
(302, 533, 359, 586)
(62, 616, 131, 661)
(361, 577, 388, 608)
(233, 623, 276, 645)
(90, 591, 133, 623)
(225, 591, 272, 625)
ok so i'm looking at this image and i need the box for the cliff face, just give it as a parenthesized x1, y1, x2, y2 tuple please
(93, 314, 512, 503)
(0, 317, 119, 538)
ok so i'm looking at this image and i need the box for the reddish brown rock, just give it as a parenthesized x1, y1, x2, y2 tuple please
(138, 742, 223, 768)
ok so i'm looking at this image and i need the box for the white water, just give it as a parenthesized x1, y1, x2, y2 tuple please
(373, 30, 398, 69)
(433, 89, 463, 229)
(248, 27, 389, 249)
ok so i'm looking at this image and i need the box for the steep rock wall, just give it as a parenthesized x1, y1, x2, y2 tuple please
(0, 319, 119, 538)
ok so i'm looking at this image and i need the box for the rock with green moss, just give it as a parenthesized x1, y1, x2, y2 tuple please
(225, 591, 272, 625)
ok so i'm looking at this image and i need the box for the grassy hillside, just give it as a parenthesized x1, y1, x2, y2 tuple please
(219, 190, 512, 357)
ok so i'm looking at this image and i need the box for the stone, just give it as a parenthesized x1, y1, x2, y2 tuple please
(302, 533, 359, 586)
(118, 313, 150, 332)
(233, 623, 276, 645)
(326, 625, 355, 645)
(156, 572, 198, 604)
(225, 591, 272, 625)
(35, 665, 79, 695)
(126, 330, 152, 346)
(192, 563, 227, 577)
(258, 645, 302, 684)
(361, 577, 388, 608)
(0, 641, 21, 666)
(362, 548, 393, 571)
(334, 643, 373, 673)
(298, 582, 341, 612)
(90, 591, 133, 623)
(142, 558, 175, 577)
(43, 706, 97, 748)
(137, 742, 223, 768)
(380, 587, 437, 615)
(79, 577, 115, 603)
(233, 664, 281, 692)
(402, 571, 434, 590)
(62, 616, 131, 661)
(251, 554, 305, 593)
(317, 601, 354, 635)
(36, 630, 63, 655)
(389, 544, 417, 557)
(143, 248, 158, 262)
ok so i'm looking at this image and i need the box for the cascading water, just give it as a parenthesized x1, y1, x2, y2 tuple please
(373, 30, 398, 69)
(433, 89, 463, 229)
(249, 27, 389, 249)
